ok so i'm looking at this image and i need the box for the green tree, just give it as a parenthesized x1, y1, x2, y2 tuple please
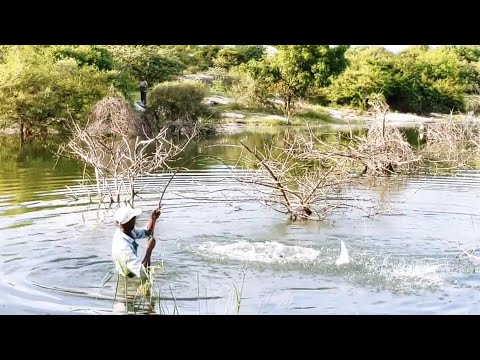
(238, 45, 266, 62)
(327, 45, 478, 114)
(447, 45, 480, 63)
(157, 45, 201, 70)
(326, 47, 396, 108)
(0, 46, 113, 143)
(105, 45, 186, 86)
(213, 46, 266, 70)
(192, 45, 222, 71)
(390, 46, 471, 113)
(244, 45, 348, 123)
(52, 45, 114, 71)
(440, 45, 480, 93)
(0, 45, 11, 62)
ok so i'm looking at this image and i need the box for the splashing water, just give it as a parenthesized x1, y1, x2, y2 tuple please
(194, 239, 453, 293)
(195, 240, 321, 264)
(388, 263, 445, 287)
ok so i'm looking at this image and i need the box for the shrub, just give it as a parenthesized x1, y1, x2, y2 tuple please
(145, 81, 211, 135)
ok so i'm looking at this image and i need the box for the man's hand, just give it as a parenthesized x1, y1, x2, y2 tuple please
(146, 209, 161, 235)
(151, 208, 161, 221)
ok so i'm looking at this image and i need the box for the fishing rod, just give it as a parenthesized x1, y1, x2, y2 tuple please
(147, 153, 244, 273)
(149, 154, 238, 240)
(157, 154, 240, 209)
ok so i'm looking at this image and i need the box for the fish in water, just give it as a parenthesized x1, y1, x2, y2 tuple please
(335, 240, 350, 266)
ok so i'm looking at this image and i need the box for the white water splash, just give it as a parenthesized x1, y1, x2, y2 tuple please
(388, 263, 445, 287)
(356, 252, 448, 290)
(335, 240, 350, 266)
(196, 241, 320, 264)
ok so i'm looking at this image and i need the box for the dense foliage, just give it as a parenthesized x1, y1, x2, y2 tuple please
(0, 46, 114, 141)
(327, 46, 480, 114)
(1, 45, 479, 141)
(145, 81, 211, 135)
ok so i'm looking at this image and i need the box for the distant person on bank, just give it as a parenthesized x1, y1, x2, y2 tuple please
(139, 77, 148, 106)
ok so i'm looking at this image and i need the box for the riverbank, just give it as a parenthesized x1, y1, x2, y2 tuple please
(206, 93, 480, 134)
(2, 92, 478, 137)
(181, 71, 480, 129)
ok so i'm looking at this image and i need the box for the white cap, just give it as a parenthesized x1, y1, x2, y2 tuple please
(114, 205, 142, 225)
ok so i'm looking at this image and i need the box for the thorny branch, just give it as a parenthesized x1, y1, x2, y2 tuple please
(55, 96, 196, 206)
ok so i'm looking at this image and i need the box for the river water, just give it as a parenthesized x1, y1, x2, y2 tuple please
(1, 128, 480, 315)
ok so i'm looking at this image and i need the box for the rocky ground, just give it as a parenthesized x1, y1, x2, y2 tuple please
(202, 94, 479, 135)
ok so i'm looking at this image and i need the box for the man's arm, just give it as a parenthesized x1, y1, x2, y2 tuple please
(142, 237, 156, 268)
(141, 208, 160, 269)
(144, 208, 161, 237)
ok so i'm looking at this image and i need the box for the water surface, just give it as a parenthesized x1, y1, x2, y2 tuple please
(1, 129, 479, 315)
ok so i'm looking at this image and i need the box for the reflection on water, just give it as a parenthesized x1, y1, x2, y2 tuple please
(0, 136, 85, 204)
(2, 127, 480, 315)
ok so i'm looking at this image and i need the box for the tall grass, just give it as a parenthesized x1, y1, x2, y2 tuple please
(98, 262, 252, 315)
(98, 257, 178, 315)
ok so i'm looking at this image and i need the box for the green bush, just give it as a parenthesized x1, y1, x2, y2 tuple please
(208, 67, 238, 95)
(0, 45, 10, 63)
(466, 95, 480, 115)
(230, 70, 272, 108)
(388, 46, 471, 113)
(146, 81, 211, 132)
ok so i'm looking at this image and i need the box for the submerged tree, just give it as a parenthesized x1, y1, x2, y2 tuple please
(237, 137, 353, 221)
(56, 94, 195, 206)
(235, 118, 423, 221)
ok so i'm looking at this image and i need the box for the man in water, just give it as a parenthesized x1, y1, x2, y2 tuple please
(139, 76, 148, 106)
(112, 204, 161, 279)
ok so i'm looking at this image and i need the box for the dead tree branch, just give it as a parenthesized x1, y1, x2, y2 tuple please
(56, 96, 196, 207)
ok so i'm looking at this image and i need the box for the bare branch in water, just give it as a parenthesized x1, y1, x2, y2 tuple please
(56, 95, 196, 207)
(235, 117, 428, 222)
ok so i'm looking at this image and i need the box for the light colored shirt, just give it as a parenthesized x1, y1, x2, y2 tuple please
(111, 227, 149, 279)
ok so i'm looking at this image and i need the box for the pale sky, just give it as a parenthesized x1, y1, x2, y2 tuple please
(265, 45, 416, 56)
(354, 45, 440, 53)
(238, 45, 468, 58)
(265, 45, 443, 56)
